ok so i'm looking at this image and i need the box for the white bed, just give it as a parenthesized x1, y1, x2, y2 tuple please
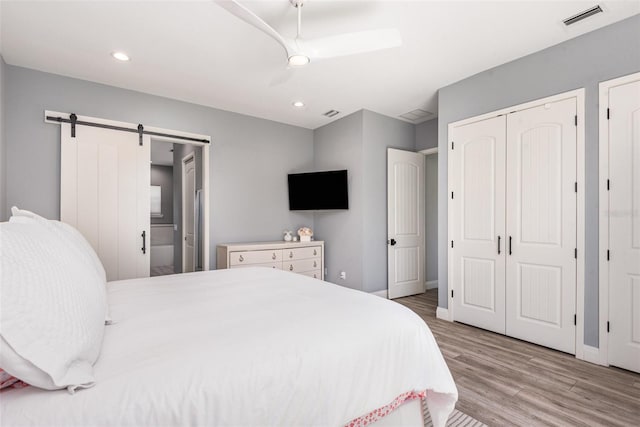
(0, 267, 457, 426)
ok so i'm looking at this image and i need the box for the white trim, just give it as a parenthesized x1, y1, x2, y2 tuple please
(425, 280, 438, 290)
(419, 147, 438, 156)
(598, 71, 640, 368)
(45, 110, 212, 272)
(436, 307, 451, 321)
(370, 289, 388, 299)
(582, 345, 607, 366)
(181, 152, 195, 273)
(447, 88, 586, 358)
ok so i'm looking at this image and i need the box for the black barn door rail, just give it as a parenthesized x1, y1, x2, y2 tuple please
(46, 114, 210, 145)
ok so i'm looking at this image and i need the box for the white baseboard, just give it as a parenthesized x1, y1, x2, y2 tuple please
(425, 280, 438, 290)
(370, 290, 388, 299)
(436, 307, 451, 321)
(581, 345, 607, 366)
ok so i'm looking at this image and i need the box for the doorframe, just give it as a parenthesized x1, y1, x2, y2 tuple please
(45, 110, 212, 272)
(181, 152, 196, 272)
(446, 88, 586, 359)
(598, 71, 640, 367)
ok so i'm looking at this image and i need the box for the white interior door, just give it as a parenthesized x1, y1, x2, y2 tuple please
(182, 153, 196, 273)
(451, 116, 507, 334)
(61, 122, 150, 281)
(608, 79, 640, 373)
(505, 98, 577, 354)
(387, 148, 425, 299)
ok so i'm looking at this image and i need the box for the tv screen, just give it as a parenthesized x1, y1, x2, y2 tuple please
(288, 170, 349, 210)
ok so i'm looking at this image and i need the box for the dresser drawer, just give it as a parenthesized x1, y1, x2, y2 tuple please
(230, 262, 282, 270)
(229, 249, 282, 266)
(283, 246, 322, 261)
(300, 270, 322, 280)
(283, 258, 320, 273)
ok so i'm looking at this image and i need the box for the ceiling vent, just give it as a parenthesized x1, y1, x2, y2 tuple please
(323, 110, 340, 118)
(399, 109, 434, 123)
(563, 5, 603, 26)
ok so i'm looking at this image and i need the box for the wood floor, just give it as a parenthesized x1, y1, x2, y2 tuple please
(396, 290, 640, 427)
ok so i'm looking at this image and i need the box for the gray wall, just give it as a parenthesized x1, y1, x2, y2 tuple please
(415, 118, 438, 151)
(0, 55, 5, 220)
(150, 164, 173, 225)
(313, 109, 415, 293)
(313, 111, 364, 290)
(437, 14, 640, 347)
(3, 65, 315, 269)
(362, 110, 415, 292)
(425, 154, 438, 283)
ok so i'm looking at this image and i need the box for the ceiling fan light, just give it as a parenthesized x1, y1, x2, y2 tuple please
(288, 54, 310, 67)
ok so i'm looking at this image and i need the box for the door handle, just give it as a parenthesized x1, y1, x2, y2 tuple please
(141, 230, 146, 254)
(498, 236, 501, 254)
(509, 236, 513, 255)
(389, 238, 397, 246)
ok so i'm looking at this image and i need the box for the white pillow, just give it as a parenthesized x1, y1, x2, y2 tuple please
(0, 218, 106, 391)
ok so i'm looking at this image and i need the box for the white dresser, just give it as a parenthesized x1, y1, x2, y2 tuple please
(216, 241, 324, 280)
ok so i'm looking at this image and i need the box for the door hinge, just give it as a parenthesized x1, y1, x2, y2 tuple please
(574, 248, 577, 259)
(451, 141, 454, 150)
(574, 314, 577, 325)
(451, 290, 454, 298)
(607, 179, 610, 191)
(574, 115, 578, 126)
(607, 108, 610, 120)
(574, 182, 577, 193)
(607, 321, 610, 333)
(451, 240, 454, 248)
(607, 249, 610, 261)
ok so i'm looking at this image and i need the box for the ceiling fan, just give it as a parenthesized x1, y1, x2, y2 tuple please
(214, 0, 402, 67)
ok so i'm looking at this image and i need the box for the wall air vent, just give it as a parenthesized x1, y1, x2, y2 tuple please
(563, 5, 603, 26)
(323, 110, 340, 118)
(399, 109, 434, 124)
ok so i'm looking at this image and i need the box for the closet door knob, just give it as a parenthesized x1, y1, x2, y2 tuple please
(509, 236, 513, 255)
(498, 236, 501, 254)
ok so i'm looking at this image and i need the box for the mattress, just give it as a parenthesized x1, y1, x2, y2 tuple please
(0, 267, 457, 426)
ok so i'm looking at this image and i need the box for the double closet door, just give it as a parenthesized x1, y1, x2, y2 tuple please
(451, 98, 577, 354)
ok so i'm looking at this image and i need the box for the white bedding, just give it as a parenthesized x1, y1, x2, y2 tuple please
(0, 268, 457, 426)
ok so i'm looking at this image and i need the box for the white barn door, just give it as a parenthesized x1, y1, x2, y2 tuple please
(387, 148, 425, 299)
(451, 116, 507, 334)
(608, 79, 640, 373)
(505, 99, 577, 354)
(61, 122, 150, 281)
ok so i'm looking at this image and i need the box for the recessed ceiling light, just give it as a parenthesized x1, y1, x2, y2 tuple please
(292, 101, 305, 108)
(288, 54, 310, 67)
(111, 51, 130, 62)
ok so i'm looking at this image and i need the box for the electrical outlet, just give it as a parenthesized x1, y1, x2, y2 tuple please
(339, 271, 346, 280)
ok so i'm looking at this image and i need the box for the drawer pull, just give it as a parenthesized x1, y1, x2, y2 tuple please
(272, 253, 277, 260)
(313, 249, 317, 256)
(239, 255, 244, 262)
(313, 273, 317, 278)
(313, 261, 317, 268)
(289, 264, 293, 271)
(289, 251, 293, 258)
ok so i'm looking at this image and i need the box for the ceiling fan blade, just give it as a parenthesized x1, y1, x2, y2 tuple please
(296, 28, 402, 61)
(213, 0, 294, 58)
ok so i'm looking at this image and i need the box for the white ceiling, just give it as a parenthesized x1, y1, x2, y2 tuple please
(1, 1, 638, 129)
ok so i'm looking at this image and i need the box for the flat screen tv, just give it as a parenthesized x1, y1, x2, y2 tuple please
(288, 170, 349, 210)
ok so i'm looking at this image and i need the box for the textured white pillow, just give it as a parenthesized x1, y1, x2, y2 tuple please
(0, 218, 106, 391)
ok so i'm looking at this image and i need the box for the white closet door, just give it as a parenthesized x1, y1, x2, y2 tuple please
(387, 148, 425, 299)
(608, 79, 640, 373)
(61, 123, 150, 281)
(505, 99, 577, 354)
(451, 116, 506, 334)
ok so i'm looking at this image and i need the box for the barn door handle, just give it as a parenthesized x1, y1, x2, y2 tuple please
(388, 238, 397, 246)
(498, 236, 501, 254)
(509, 236, 513, 255)
(141, 231, 146, 254)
